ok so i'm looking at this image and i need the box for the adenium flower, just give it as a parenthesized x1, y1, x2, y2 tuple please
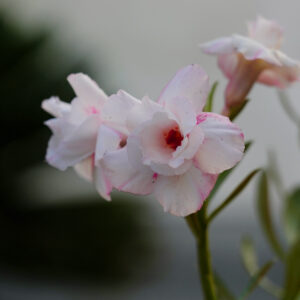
(42, 73, 138, 200)
(201, 16, 300, 114)
(102, 65, 245, 216)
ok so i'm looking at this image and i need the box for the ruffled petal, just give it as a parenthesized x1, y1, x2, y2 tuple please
(46, 115, 99, 170)
(154, 166, 217, 217)
(102, 147, 154, 195)
(169, 125, 204, 168)
(102, 90, 140, 135)
(126, 96, 164, 132)
(202, 35, 281, 66)
(94, 125, 122, 164)
(231, 35, 280, 65)
(163, 97, 196, 135)
(194, 113, 244, 174)
(248, 16, 283, 49)
(158, 65, 209, 114)
(67, 73, 107, 106)
(94, 163, 112, 201)
(42, 96, 71, 118)
(74, 155, 94, 182)
(201, 37, 236, 55)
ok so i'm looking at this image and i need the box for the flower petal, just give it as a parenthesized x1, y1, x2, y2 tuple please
(42, 96, 71, 118)
(202, 35, 281, 66)
(248, 16, 283, 49)
(94, 125, 122, 164)
(163, 97, 196, 135)
(170, 125, 204, 168)
(67, 73, 107, 106)
(46, 115, 99, 170)
(102, 147, 155, 195)
(194, 113, 244, 174)
(94, 164, 112, 201)
(138, 112, 178, 165)
(150, 160, 193, 176)
(158, 65, 209, 114)
(102, 90, 140, 135)
(201, 37, 236, 55)
(154, 166, 217, 217)
(74, 155, 94, 181)
(258, 65, 300, 88)
(217, 53, 239, 79)
(126, 96, 164, 132)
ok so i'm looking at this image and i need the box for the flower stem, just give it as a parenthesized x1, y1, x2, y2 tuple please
(186, 205, 217, 300)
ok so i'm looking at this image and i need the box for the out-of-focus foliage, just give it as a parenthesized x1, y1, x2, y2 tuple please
(283, 240, 300, 300)
(239, 160, 300, 299)
(256, 171, 285, 260)
(0, 12, 157, 283)
(240, 236, 282, 298)
(284, 188, 300, 246)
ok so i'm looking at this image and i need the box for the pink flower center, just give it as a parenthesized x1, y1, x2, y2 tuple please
(164, 127, 183, 150)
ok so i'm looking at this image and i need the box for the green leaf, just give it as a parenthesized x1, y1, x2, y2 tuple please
(257, 171, 285, 260)
(283, 239, 300, 300)
(208, 141, 253, 202)
(266, 151, 285, 200)
(240, 236, 282, 298)
(215, 272, 236, 300)
(284, 188, 300, 246)
(238, 261, 274, 300)
(229, 99, 249, 121)
(204, 81, 218, 112)
(207, 169, 260, 224)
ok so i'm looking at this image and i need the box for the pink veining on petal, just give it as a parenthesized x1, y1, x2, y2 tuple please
(196, 113, 209, 124)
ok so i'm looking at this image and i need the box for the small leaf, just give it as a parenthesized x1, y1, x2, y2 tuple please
(204, 81, 218, 112)
(238, 261, 274, 300)
(283, 239, 300, 300)
(208, 141, 253, 202)
(207, 169, 260, 224)
(215, 272, 236, 300)
(267, 151, 285, 200)
(240, 236, 282, 298)
(284, 188, 300, 245)
(257, 171, 285, 260)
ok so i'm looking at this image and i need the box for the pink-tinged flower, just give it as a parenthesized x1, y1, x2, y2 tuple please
(201, 16, 300, 114)
(102, 65, 245, 217)
(42, 73, 138, 200)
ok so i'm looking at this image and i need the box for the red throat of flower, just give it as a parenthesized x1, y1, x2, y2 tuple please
(165, 127, 183, 150)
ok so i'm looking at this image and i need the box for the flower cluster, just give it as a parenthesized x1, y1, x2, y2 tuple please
(42, 65, 245, 216)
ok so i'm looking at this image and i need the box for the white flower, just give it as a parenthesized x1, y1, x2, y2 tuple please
(201, 16, 300, 112)
(42, 73, 138, 200)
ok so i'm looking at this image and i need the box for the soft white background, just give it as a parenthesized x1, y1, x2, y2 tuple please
(0, 1, 299, 299)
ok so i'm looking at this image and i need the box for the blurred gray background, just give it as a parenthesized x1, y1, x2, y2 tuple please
(0, 0, 299, 299)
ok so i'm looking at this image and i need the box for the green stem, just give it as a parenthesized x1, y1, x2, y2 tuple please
(186, 205, 217, 300)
